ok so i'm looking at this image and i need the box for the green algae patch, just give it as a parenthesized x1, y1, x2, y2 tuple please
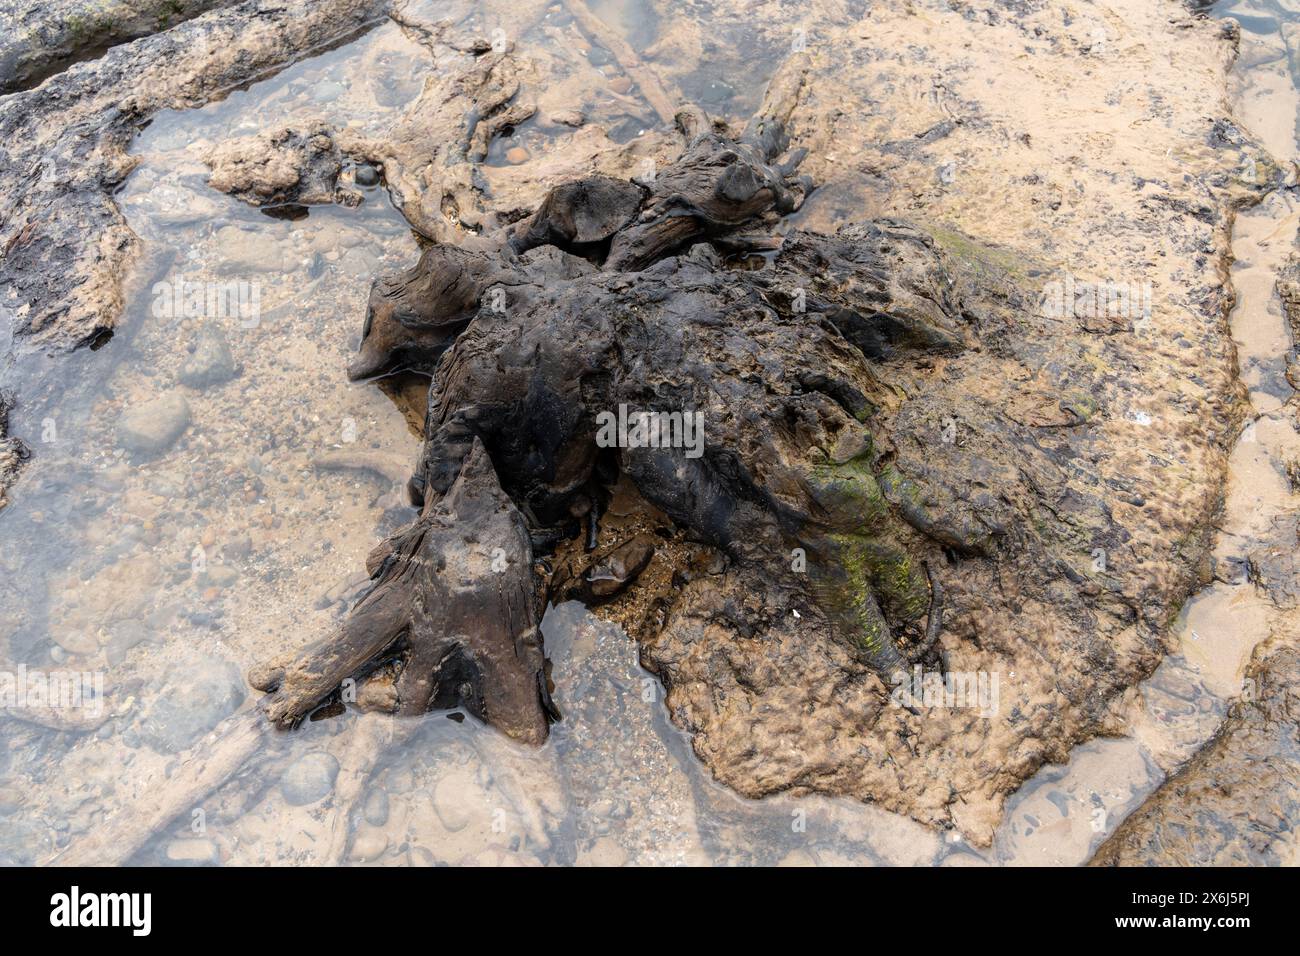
(801, 452, 927, 665)
(807, 553, 898, 666)
(807, 455, 889, 528)
(926, 223, 1034, 282)
(830, 532, 930, 623)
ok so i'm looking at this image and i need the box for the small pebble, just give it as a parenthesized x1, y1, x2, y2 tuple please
(165, 838, 220, 866)
(551, 109, 585, 127)
(177, 323, 238, 389)
(117, 393, 191, 459)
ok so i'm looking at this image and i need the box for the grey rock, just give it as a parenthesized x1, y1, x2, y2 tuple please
(117, 393, 191, 458)
(224, 535, 253, 560)
(136, 655, 245, 753)
(280, 751, 339, 806)
(51, 629, 98, 656)
(178, 322, 239, 388)
(362, 787, 389, 826)
(0, 0, 230, 96)
(202, 564, 240, 588)
(354, 163, 380, 187)
(550, 109, 585, 128)
(205, 122, 356, 208)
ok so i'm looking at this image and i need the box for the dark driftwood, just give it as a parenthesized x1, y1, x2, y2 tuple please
(251, 439, 555, 743)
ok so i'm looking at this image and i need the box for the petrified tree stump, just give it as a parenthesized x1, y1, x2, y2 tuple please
(250, 54, 986, 741)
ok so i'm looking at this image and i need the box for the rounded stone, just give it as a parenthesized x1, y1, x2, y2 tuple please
(136, 656, 245, 754)
(178, 322, 238, 389)
(363, 788, 389, 827)
(51, 630, 99, 656)
(117, 393, 191, 459)
(280, 751, 340, 806)
(348, 830, 389, 862)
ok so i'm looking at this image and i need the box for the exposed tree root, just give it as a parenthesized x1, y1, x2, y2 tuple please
(250, 52, 978, 741)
